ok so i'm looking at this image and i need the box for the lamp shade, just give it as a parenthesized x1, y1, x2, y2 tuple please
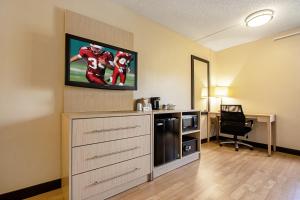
(212, 86, 229, 97)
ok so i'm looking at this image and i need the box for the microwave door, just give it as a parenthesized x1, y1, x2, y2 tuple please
(183, 116, 193, 129)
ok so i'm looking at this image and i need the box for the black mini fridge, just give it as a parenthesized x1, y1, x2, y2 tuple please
(154, 118, 180, 166)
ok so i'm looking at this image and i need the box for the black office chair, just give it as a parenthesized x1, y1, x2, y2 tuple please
(219, 105, 254, 151)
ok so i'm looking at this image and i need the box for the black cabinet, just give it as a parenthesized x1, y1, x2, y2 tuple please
(154, 118, 180, 166)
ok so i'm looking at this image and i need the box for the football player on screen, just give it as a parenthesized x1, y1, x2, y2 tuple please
(110, 51, 132, 86)
(70, 44, 114, 84)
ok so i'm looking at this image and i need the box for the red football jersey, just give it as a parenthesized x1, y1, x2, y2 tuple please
(78, 47, 113, 74)
(115, 51, 132, 69)
(99, 51, 114, 65)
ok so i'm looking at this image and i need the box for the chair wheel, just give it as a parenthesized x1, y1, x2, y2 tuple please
(219, 143, 223, 147)
(250, 147, 253, 150)
(235, 148, 239, 151)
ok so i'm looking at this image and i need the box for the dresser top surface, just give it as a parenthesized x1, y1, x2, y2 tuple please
(63, 109, 202, 119)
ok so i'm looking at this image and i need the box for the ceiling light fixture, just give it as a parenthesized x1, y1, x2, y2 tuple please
(245, 9, 274, 27)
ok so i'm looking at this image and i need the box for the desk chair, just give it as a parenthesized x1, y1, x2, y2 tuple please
(219, 105, 254, 151)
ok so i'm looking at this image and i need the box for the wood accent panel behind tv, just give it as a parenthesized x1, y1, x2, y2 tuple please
(64, 10, 134, 112)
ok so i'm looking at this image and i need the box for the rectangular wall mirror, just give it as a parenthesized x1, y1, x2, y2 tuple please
(191, 55, 210, 113)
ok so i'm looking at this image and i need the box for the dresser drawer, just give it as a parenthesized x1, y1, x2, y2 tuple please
(72, 155, 150, 200)
(72, 115, 150, 147)
(72, 135, 150, 175)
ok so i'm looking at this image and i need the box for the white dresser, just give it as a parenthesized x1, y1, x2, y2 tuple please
(62, 111, 152, 200)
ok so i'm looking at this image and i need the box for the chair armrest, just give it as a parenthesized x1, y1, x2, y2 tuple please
(245, 120, 254, 128)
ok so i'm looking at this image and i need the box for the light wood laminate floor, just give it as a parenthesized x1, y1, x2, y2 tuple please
(27, 143, 300, 200)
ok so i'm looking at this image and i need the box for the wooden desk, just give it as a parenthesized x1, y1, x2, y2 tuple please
(207, 112, 276, 156)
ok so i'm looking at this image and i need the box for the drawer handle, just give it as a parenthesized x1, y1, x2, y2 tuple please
(86, 146, 141, 160)
(87, 168, 141, 187)
(85, 125, 141, 134)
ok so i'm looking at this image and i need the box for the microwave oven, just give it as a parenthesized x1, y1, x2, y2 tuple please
(182, 115, 198, 131)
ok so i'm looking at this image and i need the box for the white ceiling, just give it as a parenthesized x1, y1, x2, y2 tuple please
(112, 0, 300, 51)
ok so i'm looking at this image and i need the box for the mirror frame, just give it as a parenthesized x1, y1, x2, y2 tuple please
(191, 55, 210, 113)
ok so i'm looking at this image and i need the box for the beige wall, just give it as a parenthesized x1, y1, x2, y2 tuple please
(0, 0, 213, 193)
(213, 29, 300, 150)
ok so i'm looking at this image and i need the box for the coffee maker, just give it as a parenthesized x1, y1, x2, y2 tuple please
(150, 97, 160, 110)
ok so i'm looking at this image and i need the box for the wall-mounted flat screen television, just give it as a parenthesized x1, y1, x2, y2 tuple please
(65, 33, 137, 90)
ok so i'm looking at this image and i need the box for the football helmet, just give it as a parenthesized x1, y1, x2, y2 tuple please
(90, 44, 103, 54)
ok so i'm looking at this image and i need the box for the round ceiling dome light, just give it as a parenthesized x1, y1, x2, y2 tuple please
(245, 9, 274, 27)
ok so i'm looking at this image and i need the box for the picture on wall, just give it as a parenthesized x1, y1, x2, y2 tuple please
(65, 33, 138, 90)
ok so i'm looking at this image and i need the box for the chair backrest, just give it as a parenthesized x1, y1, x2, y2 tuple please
(220, 105, 245, 126)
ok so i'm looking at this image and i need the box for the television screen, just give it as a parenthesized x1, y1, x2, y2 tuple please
(65, 33, 137, 90)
